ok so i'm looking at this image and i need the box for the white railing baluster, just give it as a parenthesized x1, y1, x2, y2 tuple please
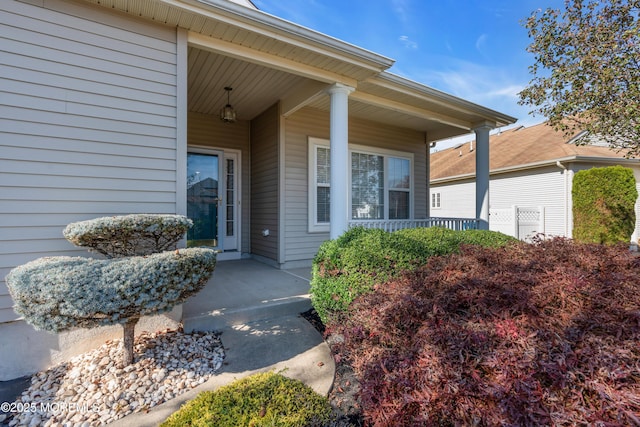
(348, 217, 480, 232)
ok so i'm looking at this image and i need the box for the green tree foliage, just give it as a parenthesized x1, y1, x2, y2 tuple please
(572, 166, 637, 244)
(519, 0, 640, 156)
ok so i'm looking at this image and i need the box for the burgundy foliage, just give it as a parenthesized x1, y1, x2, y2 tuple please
(326, 238, 640, 426)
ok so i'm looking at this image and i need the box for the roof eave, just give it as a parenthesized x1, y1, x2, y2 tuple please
(179, 0, 395, 72)
(373, 72, 517, 128)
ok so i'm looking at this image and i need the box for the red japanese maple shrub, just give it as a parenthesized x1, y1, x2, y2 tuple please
(327, 238, 640, 426)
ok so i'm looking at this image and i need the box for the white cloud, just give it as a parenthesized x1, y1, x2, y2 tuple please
(393, 58, 541, 124)
(399, 35, 418, 49)
(475, 33, 488, 52)
(391, 0, 411, 24)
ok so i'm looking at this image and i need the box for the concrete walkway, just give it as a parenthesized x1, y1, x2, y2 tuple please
(112, 259, 335, 426)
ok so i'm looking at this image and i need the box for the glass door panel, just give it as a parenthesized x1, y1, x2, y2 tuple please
(187, 152, 220, 248)
(224, 156, 237, 250)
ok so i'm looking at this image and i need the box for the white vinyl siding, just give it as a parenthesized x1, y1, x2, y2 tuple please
(285, 107, 427, 266)
(490, 167, 566, 237)
(0, 1, 178, 322)
(430, 180, 476, 218)
(431, 165, 571, 238)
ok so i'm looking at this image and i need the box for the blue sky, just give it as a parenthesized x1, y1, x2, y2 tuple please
(252, 0, 566, 145)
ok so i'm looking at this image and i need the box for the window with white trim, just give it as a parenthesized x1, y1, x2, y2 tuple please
(308, 138, 413, 232)
(431, 192, 441, 209)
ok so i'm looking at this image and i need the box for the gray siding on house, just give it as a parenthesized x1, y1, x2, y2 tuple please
(251, 104, 280, 260)
(188, 112, 251, 254)
(283, 107, 428, 265)
(0, 0, 178, 322)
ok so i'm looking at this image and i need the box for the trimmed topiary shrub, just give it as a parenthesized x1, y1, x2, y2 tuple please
(63, 214, 193, 258)
(329, 238, 640, 426)
(310, 226, 517, 324)
(6, 248, 216, 332)
(6, 214, 216, 366)
(161, 372, 332, 427)
(573, 165, 637, 244)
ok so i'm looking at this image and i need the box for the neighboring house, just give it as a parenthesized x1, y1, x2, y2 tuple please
(0, 0, 515, 379)
(430, 121, 640, 241)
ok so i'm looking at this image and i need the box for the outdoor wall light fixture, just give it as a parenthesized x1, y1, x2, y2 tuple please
(220, 86, 237, 123)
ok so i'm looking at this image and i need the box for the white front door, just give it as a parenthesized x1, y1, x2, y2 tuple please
(186, 149, 240, 254)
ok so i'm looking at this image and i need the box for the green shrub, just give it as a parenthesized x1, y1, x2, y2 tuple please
(573, 165, 637, 244)
(310, 227, 517, 324)
(161, 372, 332, 427)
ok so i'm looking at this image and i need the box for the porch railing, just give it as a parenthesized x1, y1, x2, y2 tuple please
(348, 217, 480, 233)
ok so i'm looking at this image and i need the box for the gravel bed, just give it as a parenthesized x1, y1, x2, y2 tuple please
(3, 329, 224, 427)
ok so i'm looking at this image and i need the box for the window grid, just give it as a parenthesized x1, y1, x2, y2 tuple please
(310, 140, 412, 230)
(431, 192, 441, 209)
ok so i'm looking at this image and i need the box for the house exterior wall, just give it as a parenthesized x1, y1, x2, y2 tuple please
(431, 166, 567, 238)
(431, 162, 640, 241)
(251, 103, 280, 261)
(282, 106, 428, 267)
(430, 179, 476, 219)
(490, 166, 567, 237)
(188, 112, 251, 254)
(0, 0, 182, 379)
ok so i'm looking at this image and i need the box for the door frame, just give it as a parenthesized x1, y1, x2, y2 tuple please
(186, 146, 242, 260)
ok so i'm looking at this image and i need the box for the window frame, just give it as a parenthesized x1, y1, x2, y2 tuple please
(431, 192, 441, 209)
(308, 137, 414, 233)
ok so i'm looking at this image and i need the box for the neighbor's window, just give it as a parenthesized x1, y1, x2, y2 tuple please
(431, 192, 441, 209)
(309, 138, 412, 232)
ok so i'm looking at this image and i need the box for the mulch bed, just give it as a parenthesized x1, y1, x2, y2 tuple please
(300, 309, 364, 427)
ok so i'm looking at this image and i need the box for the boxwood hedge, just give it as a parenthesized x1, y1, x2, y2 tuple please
(310, 227, 517, 324)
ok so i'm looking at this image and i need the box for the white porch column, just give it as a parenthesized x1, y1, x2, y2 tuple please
(328, 84, 354, 239)
(474, 124, 492, 230)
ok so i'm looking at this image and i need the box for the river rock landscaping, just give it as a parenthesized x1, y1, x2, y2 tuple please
(4, 329, 224, 427)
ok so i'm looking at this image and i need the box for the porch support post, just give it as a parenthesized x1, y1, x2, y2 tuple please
(474, 124, 493, 230)
(328, 83, 354, 239)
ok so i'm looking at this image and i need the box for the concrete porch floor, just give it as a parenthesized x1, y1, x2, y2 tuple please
(182, 258, 314, 332)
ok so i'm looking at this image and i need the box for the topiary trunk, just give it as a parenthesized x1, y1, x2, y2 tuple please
(122, 317, 139, 366)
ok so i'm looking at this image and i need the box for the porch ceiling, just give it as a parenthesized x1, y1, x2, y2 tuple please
(188, 47, 308, 120)
(189, 47, 508, 141)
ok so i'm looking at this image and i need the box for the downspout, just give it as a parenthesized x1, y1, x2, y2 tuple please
(556, 161, 568, 237)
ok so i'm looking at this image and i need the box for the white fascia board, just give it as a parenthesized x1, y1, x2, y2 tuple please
(176, 0, 395, 72)
(371, 72, 518, 127)
(349, 91, 471, 130)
